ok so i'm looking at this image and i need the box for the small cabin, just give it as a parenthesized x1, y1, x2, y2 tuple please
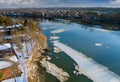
(0, 43, 12, 58)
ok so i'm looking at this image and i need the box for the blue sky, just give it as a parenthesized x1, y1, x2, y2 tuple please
(0, 0, 120, 8)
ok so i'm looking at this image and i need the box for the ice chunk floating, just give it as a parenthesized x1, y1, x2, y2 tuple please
(51, 28, 66, 34)
(50, 36, 60, 40)
(53, 41, 120, 82)
(95, 43, 102, 47)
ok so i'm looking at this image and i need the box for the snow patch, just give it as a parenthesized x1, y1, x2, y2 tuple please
(3, 43, 11, 48)
(0, 61, 12, 69)
(0, 45, 10, 51)
(9, 56, 18, 62)
(2, 76, 24, 82)
(2, 78, 15, 82)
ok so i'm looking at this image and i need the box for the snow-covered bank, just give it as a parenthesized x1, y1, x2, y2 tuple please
(51, 28, 66, 34)
(40, 59, 70, 82)
(13, 42, 33, 82)
(53, 41, 120, 82)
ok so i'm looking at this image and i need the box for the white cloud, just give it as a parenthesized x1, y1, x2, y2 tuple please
(110, 0, 120, 5)
(0, 0, 120, 8)
(0, 0, 71, 8)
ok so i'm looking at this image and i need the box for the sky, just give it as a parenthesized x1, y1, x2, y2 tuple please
(0, 0, 120, 8)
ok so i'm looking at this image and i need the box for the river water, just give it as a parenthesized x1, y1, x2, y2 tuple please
(40, 19, 120, 82)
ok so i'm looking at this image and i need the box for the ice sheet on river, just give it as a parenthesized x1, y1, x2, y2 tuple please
(53, 41, 120, 82)
(50, 36, 60, 40)
(93, 28, 111, 32)
(42, 26, 57, 30)
(95, 43, 102, 47)
(40, 59, 70, 82)
(51, 28, 66, 34)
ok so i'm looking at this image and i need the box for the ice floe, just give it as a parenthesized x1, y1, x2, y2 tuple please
(93, 28, 111, 32)
(106, 46, 110, 49)
(54, 47, 61, 53)
(46, 56, 52, 60)
(53, 41, 120, 82)
(50, 36, 60, 40)
(40, 59, 70, 82)
(95, 43, 102, 47)
(51, 28, 66, 34)
(42, 26, 56, 30)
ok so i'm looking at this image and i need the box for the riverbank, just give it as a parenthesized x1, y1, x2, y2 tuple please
(63, 18, 120, 31)
(10, 18, 70, 82)
(11, 19, 48, 82)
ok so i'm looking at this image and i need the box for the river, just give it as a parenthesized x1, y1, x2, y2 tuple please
(40, 19, 120, 82)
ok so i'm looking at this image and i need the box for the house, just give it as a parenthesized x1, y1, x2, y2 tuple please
(0, 23, 23, 35)
(0, 43, 12, 58)
(0, 59, 21, 81)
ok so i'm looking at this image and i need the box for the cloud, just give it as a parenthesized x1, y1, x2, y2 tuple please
(110, 0, 120, 4)
(0, 0, 71, 8)
(0, 0, 120, 8)
(0, 0, 48, 8)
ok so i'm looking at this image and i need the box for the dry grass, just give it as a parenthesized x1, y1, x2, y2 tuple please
(12, 19, 47, 82)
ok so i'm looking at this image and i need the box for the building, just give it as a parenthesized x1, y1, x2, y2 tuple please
(0, 43, 12, 58)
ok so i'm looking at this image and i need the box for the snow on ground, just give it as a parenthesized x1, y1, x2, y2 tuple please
(3, 36, 12, 40)
(0, 45, 10, 51)
(53, 41, 120, 82)
(0, 61, 12, 69)
(2, 76, 24, 82)
(12, 47, 28, 82)
(9, 56, 18, 62)
(40, 59, 70, 82)
(2, 78, 14, 82)
(13, 41, 35, 58)
(51, 28, 66, 34)
(3, 43, 11, 48)
(12, 41, 35, 82)
(2, 78, 15, 82)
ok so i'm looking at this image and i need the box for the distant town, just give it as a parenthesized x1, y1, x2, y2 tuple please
(0, 7, 120, 30)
